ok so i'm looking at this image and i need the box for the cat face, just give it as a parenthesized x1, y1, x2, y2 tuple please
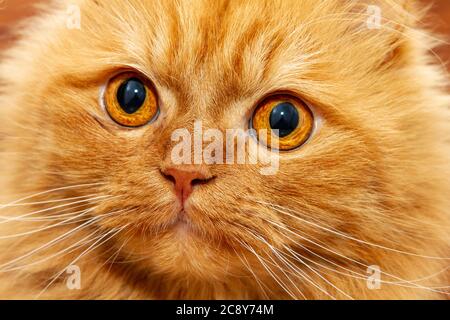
(1, 0, 449, 298)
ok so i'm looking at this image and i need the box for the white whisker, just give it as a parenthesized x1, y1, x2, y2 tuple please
(0, 194, 105, 208)
(263, 216, 450, 295)
(0, 207, 96, 240)
(0, 195, 115, 224)
(233, 247, 271, 299)
(0, 209, 128, 270)
(36, 223, 130, 299)
(257, 200, 450, 260)
(237, 239, 301, 300)
(0, 183, 106, 210)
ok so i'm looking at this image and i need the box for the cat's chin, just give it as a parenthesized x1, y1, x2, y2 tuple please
(140, 234, 234, 281)
(115, 209, 234, 280)
(167, 210, 195, 235)
(159, 204, 214, 240)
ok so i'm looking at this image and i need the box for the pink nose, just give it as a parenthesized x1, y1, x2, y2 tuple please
(162, 167, 213, 204)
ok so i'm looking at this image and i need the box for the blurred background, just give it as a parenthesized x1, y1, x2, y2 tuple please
(0, 0, 449, 73)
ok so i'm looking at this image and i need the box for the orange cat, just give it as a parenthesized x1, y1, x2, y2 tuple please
(0, 0, 448, 299)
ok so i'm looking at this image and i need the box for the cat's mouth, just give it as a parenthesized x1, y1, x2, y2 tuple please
(167, 209, 197, 237)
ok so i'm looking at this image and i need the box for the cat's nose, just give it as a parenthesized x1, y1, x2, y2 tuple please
(161, 166, 214, 204)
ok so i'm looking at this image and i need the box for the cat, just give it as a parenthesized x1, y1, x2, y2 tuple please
(0, 0, 448, 299)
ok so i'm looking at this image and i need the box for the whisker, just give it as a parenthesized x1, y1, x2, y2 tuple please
(0, 182, 106, 210)
(262, 216, 450, 295)
(15, 204, 98, 222)
(1, 229, 104, 273)
(94, 235, 133, 278)
(241, 225, 342, 300)
(237, 239, 301, 300)
(262, 245, 308, 299)
(233, 247, 271, 299)
(0, 195, 116, 223)
(282, 239, 450, 291)
(254, 232, 348, 300)
(36, 223, 130, 299)
(0, 209, 128, 270)
(0, 194, 104, 208)
(0, 207, 96, 240)
(257, 199, 450, 260)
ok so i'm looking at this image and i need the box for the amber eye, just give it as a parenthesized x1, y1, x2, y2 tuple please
(104, 72, 158, 127)
(251, 95, 314, 150)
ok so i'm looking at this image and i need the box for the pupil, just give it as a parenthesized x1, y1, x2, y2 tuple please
(269, 102, 300, 137)
(117, 78, 146, 114)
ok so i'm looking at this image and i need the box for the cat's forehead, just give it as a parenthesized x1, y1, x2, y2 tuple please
(77, 0, 343, 107)
(121, 0, 313, 99)
(59, 0, 396, 117)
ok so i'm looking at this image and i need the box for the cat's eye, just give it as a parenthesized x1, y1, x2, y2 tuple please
(251, 95, 314, 150)
(104, 72, 158, 127)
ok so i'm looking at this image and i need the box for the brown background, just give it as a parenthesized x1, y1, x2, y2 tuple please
(0, 0, 449, 72)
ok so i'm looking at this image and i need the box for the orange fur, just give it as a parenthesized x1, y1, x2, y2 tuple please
(0, 0, 449, 299)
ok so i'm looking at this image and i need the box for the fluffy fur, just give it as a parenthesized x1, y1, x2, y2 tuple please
(0, 0, 449, 299)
